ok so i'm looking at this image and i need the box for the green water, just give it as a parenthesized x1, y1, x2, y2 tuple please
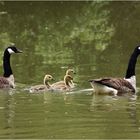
(0, 1, 140, 139)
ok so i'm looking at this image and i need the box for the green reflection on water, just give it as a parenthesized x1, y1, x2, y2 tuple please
(0, 1, 114, 85)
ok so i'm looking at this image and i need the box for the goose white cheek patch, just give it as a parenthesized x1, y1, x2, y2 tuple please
(7, 48, 15, 54)
(138, 47, 140, 50)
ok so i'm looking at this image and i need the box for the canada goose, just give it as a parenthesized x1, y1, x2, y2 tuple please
(51, 69, 75, 89)
(29, 74, 53, 93)
(51, 75, 73, 91)
(0, 45, 22, 88)
(89, 46, 140, 95)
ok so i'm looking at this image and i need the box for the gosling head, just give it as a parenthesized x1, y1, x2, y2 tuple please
(66, 69, 76, 75)
(43, 74, 54, 86)
(44, 74, 54, 82)
(64, 75, 73, 81)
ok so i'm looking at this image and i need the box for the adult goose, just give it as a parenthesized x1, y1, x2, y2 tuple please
(29, 74, 54, 93)
(0, 45, 22, 88)
(51, 75, 73, 91)
(89, 46, 140, 95)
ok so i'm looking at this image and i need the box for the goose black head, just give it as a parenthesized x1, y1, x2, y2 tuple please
(136, 46, 140, 54)
(134, 46, 140, 55)
(6, 46, 22, 54)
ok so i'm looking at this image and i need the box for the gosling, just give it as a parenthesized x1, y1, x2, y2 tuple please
(51, 69, 76, 89)
(51, 75, 73, 91)
(29, 74, 53, 93)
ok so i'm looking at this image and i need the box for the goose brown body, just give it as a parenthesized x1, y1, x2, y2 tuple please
(0, 77, 11, 88)
(90, 78, 135, 94)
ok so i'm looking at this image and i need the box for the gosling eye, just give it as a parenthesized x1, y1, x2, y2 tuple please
(71, 70, 76, 74)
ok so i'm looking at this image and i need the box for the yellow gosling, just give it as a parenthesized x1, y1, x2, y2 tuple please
(51, 75, 73, 91)
(51, 69, 76, 89)
(29, 74, 53, 93)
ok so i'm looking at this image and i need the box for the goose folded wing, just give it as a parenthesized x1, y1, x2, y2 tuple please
(93, 78, 135, 93)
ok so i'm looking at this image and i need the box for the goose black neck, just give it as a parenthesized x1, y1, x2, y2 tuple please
(125, 49, 139, 79)
(3, 50, 12, 77)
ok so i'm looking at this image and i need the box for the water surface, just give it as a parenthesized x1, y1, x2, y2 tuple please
(0, 1, 140, 139)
